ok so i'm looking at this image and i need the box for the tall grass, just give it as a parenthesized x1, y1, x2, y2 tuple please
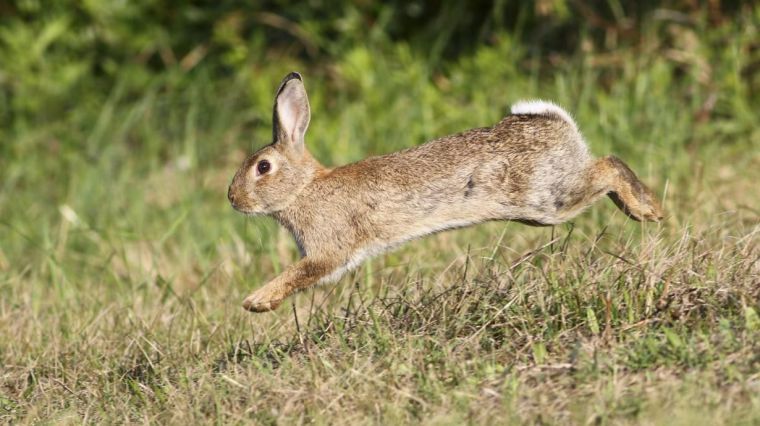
(1, 3, 759, 424)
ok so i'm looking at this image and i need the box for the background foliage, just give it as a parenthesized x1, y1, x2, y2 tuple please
(1, 1, 758, 424)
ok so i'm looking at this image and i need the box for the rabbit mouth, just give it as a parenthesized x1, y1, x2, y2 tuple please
(232, 200, 271, 216)
(231, 203, 262, 216)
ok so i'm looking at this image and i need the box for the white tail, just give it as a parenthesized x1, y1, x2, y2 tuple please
(511, 100, 577, 131)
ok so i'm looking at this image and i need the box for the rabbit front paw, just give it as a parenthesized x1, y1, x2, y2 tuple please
(242, 286, 284, 312)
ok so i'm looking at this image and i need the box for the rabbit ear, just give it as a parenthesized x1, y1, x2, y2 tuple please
(272, 72, 310, 153)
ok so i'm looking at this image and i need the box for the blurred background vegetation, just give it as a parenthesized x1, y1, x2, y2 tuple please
(2, 0, 757, 143)
(0, 1, 759, 423)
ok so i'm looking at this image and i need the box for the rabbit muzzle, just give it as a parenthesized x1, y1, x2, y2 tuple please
(227, 175, 257, 214)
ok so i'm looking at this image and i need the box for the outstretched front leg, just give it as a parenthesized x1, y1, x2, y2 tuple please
(242, 257, 345, 312)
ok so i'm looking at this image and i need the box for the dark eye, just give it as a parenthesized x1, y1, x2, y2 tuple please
(256, 160, 271, 175)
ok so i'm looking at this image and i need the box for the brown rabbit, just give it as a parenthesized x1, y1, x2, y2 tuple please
(228, 72, 663, 312)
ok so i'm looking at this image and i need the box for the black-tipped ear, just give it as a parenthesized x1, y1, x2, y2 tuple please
(272, 72, 310, 153)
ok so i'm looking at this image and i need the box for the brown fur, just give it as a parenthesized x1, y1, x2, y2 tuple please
(227, 73, 663, 312)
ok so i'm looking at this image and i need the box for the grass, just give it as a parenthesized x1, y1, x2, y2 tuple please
(1, 13, 760, 425)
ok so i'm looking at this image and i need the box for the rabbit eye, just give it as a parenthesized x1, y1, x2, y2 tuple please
(256, 160, 271, 175)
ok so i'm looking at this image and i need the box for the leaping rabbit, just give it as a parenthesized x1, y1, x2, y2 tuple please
(228, 72, 663, 312)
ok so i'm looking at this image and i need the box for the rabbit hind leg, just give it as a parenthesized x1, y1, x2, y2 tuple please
(602, 156, 663, 222)
(555, 156, 662, 222)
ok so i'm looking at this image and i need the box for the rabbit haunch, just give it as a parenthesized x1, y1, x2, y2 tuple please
(228, 72, 663, 312)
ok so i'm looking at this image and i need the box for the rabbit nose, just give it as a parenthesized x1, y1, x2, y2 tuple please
(227, 186, 236, 204)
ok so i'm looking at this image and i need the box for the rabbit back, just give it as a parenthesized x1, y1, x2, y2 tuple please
(274, 104, 591, 258)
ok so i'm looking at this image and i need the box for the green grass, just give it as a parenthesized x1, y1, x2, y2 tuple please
(2, 14, 760, 425)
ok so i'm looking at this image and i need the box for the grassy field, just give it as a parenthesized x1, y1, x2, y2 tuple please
(1, 5, 759, 425)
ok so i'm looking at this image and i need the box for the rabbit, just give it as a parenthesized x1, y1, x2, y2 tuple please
(228, 72, 663, 312)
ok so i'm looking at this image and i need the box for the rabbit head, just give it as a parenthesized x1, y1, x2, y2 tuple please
(228, 72, 320, 215)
